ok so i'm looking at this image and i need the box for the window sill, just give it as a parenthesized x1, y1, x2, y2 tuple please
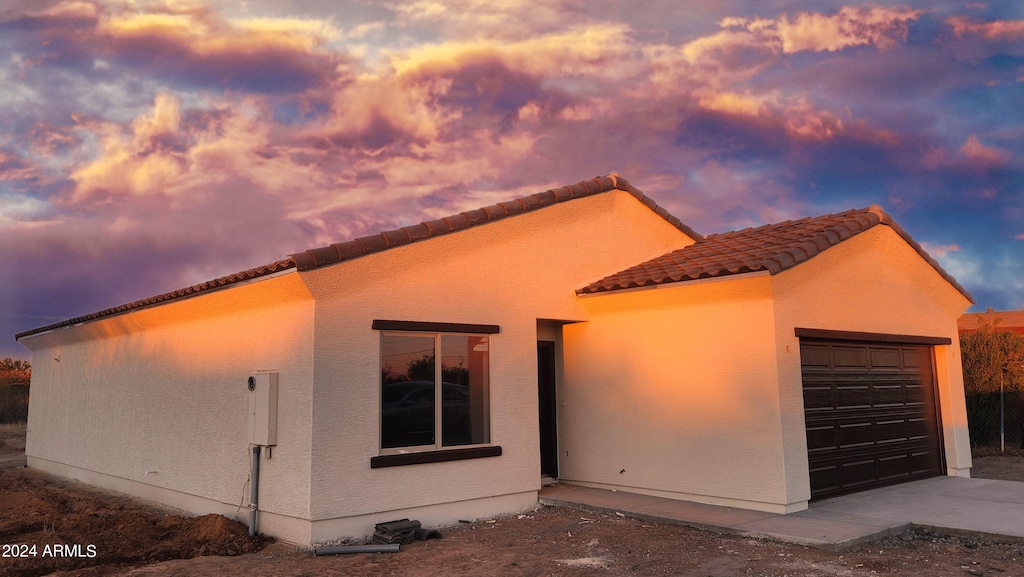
(370, 446, 502, 468)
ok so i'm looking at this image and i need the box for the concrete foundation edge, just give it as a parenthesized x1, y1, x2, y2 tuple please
(27, 456, 539, 547)
(309, 490, 538, 545)
(560, 479, 808, 515)
(27, 456, 312, 544)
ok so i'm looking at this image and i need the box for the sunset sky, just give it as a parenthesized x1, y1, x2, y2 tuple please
(2, 1, 1022, 358)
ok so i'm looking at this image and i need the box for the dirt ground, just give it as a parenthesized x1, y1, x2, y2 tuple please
(2, 426, 1023, 576)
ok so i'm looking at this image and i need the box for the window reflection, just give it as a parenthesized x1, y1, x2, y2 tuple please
(381, 335, 436, 449)
(381, 333, 490, 450)
(441, 335, 489, 446)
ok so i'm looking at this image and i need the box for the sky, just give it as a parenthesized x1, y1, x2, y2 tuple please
(1, 0, 1022, 359)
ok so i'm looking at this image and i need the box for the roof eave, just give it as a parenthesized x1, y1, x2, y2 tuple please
(15, 260, 297, 342)
(290, 173, 702, 272)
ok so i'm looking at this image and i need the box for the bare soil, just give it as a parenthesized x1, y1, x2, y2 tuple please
(1, 425, 1023, 576)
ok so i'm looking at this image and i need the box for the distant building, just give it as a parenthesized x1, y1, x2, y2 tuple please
(958, 309, 1024, 336)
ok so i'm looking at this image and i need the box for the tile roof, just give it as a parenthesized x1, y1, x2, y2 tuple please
(15, 259, 297, 340)
(17, 174, 698, 340)
(958, 309, 1024, 334)
(578, 205, 974, 303)
(287, 173, 702, 271)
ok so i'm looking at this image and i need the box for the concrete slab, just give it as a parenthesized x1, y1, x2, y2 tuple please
(632, 498, 776, 528)
(734, 515, 908, 549)
(540, 485, 668, 510)
(539, 476, 1024, 550)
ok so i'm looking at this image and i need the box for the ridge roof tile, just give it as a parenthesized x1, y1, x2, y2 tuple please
(18, 174, 696, 340)
(578, 206, 973, 303)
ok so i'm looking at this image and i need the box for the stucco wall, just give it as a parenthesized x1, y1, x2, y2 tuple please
(557, 223, 973, 513)
(299, 190, 692, 535)
(21, 272, 316, 535)
(559, 274, 798, 512)
(771, 224, 974, 489)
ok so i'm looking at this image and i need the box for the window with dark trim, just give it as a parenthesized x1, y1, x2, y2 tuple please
(378, 324, 492, 453)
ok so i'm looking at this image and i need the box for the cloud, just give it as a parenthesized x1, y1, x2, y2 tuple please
(948, 16, 1024, 41)
(775, 6, 920, 53)
(69, 93, 187, 201)
(3, 0, 1023, 357)
(961, 134, 1011, 166)
(388, 0, 578, 39)
(920, 242, 962, 258)
(0, 193, 50, 223)
(4, 0, 343, 95)
(384, 22, 637, 80)
(716, 6, 921, 55)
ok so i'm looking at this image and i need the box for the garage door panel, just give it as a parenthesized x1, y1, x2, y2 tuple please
(873, 386, 905, 406)
(869, 348, 902, 368)
(833, 346, 868, 368)
(902, 349, 929, 368)
(800, 345, 832, 367)
(806, 425, 837, 451)
(911, 449, 941, 474)
(805, 419, 925, 451)
(877, 454, 912, 480)
(836, 386, 872, 408)
(801, 340, 943, 500)
(802, 386, 833, 410)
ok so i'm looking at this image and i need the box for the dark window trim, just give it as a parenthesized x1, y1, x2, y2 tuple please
(370, 446, 502, 468)
(372, 319, 500, 334)
(795, 328, 951, 346)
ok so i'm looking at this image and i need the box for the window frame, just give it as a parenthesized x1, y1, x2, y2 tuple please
(375, 321, 497, 458)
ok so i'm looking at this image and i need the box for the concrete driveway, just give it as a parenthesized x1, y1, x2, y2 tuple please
(540, 476, 1024, 550)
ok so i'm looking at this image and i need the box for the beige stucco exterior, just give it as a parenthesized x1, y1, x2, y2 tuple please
(770, 225, 974, 485)
(558, 224, 972, 513)
(18, 189, 692, 545)
(18, 187, 973, 544)
(23, 271, 317, 542)
(298, 190, 691, 541)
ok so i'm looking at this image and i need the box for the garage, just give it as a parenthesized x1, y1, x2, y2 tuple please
(799, 332, 947, 500)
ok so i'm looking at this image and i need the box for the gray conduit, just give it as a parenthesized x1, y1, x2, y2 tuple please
(249, 445, 261, 537)
(314, 544, 401, 555)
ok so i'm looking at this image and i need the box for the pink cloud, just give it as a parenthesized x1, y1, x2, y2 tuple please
(961, 134, 1010, 166)
(776, 6, 920, 53)
(11, 1, 342, 95)
(921, 242, 963, 258)
(948, 16, 1024, 41)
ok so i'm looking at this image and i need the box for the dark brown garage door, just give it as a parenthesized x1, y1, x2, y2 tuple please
(801, 340, 944, 500)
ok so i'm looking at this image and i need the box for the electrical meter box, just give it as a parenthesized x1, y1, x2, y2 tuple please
(247, 372, 278, 446)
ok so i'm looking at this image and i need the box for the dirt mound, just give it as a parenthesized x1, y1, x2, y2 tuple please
(157, 513, 261, 557)
(0, 469, 270, 576)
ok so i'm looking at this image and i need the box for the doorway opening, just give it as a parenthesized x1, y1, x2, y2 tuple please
(537, 340, 558, 480)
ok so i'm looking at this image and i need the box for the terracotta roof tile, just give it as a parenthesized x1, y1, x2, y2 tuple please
(381, 228, 410, 247)
(332, 240, 365, 260)
(309, 246, 340, 267)
(423, 218, 451, 235)
(499, 199, 526, 215)
(959, 310, 1024, 333)
(404, 223, 431, 242)
(533, 190, 557, 204)
(443, 213, 470, 230)
(578, 205, 974, 303)
(18, 174, 699, 341)
(520, 194, 542, 210)
(288, 173, 702, 272)
(355, 234, 388, 253)
(15, 258, 296, 340)
(462, 208, 489, 225)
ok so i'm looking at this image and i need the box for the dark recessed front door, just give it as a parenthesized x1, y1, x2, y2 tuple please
(537, 341, 558, 479)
